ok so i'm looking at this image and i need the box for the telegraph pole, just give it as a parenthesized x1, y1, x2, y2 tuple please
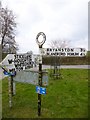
(36, 32, 46, 116)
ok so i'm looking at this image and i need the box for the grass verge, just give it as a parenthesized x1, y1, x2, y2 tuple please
(2, 69, 88, 118)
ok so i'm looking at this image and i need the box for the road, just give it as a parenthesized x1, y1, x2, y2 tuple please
(0, 65, 90, 80)
(42, 65, 90, 69)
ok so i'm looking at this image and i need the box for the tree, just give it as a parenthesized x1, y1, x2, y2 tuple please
(0, 2, 18, 53)
(48, 39, 71, 76)
(49, 39, 70, 48)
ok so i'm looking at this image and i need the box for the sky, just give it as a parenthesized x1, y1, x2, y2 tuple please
(1, 0, 89, 54)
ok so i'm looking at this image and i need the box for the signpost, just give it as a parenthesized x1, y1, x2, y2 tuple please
(0, 32, 47, 115)
(38, 48, 87, 56)
(14, 52, 33, 72)
(36, 32, 46, 116)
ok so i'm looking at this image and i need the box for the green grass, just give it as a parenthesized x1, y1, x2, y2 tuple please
(2, 69, 88, 118)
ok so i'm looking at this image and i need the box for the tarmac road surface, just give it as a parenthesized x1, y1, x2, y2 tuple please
(42, 65, 90, 69)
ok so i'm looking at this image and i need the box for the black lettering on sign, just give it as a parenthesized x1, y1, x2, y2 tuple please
(14, 52, 33, 71)
(75, 53, 79, 55)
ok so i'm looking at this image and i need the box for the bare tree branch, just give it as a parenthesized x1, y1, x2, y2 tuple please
(49, 38, 71, 48)
(0, 2, 18, 53)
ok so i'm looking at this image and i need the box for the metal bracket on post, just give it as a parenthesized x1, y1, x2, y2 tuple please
(36, 32, 46, 116)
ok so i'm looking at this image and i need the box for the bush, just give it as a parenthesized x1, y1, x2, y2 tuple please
(42, 56, 90, 65)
